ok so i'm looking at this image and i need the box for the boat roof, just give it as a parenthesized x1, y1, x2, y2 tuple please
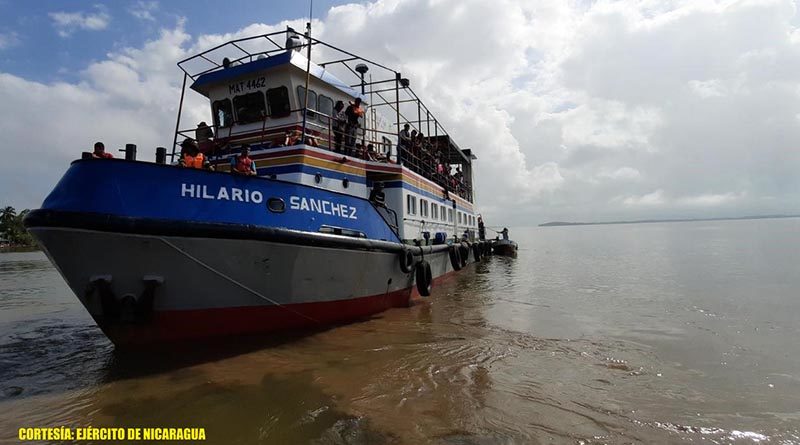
(190, 50, 366, 101)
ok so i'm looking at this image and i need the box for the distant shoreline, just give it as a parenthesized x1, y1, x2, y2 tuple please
(539, 214, 800, 227)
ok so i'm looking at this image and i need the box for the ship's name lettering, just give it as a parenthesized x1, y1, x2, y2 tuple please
(289, 196, 357, 220)
(229, 76, 266, 95)
(180, 183, 263, 203)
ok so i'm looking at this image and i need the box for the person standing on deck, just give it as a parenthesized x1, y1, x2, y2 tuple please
(501, 227, 509, 240)
(478, 215, 486, 240)
(344, 98, 364, 155)
(230, 144, 257, 176)
(333, 101, 346, 153)
(91, 142, 113, 159)
(398, 123, 411, 165)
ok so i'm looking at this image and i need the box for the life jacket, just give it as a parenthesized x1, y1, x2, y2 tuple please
(234, 156, 253, 173)
(183, 152, 205, 169)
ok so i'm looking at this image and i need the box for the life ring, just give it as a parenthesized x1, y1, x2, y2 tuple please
(399, 249, 415, 273)
(449, 245, 462, 271)
(472, 243, 481, 262)
(458, 242, 469, 267)
(415, 260, 433, 297)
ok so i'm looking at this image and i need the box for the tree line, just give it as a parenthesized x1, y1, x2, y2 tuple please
(0, 206, 35, 247)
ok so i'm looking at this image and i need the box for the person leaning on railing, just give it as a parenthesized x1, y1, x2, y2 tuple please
(178, 138, 214, 171)
(91, 142, 113, 159)
(230, 144, 257, 176)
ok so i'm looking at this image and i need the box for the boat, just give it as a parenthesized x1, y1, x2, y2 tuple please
(491, 228, 518, 256)
(24, 27, 491, 347)
(491, 239, 518, 256)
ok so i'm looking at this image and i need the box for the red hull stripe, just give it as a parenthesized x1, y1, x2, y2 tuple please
(103, 268, 461, 347)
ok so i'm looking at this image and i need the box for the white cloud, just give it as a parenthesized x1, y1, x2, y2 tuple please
(623, 189, 666, 207)
(3, 0, 800, 225)
(49, 8, 110, 37)
(129, 1, 158, 22)
(0, 31, 19, 50)
(676, 192, 742, 207)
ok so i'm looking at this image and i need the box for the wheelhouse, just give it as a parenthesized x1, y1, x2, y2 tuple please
(173, 27, 478, 243)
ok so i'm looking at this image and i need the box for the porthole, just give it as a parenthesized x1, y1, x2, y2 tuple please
(342, 178, 349, 188)
(267, 197, 285, 213)
(314, 173, 322, 184)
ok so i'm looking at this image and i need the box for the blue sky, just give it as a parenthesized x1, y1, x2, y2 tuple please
(0, 0, 346, 83)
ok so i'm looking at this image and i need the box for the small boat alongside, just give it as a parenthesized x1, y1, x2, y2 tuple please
(25, 27, 493, 347)
(491, 228, 518, 256)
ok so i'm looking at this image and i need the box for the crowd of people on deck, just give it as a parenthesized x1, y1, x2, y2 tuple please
(86, 98, 471, 200)
(397, 123, 470, 200)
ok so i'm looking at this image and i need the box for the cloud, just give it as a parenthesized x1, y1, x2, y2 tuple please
(49, 7, 110, 37)
(0, 31, 19, 50)
(623, 189, 666, 207)
(3, 0, 800, 225)
(129, 1, 158, 22)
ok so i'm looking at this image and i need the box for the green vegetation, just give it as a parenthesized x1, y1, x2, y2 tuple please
(0, 206, 36, 248)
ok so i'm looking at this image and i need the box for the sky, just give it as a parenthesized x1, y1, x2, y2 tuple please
(1, 0, 799, 225)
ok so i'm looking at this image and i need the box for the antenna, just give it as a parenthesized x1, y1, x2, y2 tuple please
(301, 0, 314, 144)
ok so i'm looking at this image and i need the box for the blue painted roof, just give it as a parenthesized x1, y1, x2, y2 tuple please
(190, 51, 366, 101)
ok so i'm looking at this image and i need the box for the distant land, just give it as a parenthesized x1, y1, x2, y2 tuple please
(539, 214, 800, 227)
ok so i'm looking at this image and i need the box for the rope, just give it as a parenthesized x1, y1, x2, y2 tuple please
(159, 238, 319, 323)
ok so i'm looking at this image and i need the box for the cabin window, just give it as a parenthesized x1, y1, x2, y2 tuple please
(458, 212, 462, 225)
(266, 86, 291, 118)
(432, 204, 438, 221)
(448, 209, 453, 222)
(212, 99, 233, 128)
(296, 86, 317, 120)
(406, 195, 417, 215)
(421, 200, 428, 218)
(440, 205, 446, 221)
(233, 92, 266, 124)
(318, 94, 333, 126)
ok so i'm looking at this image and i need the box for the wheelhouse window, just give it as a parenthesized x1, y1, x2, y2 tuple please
(406, 195, 417, 215)
(318, 94, 333, 126)
(212, 99, 233, 128)
(266, 86, 291, 118)
(233, 92, 266, 124)
(296, 86, 317, 120)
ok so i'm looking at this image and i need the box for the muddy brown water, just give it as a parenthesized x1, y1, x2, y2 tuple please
(1, 218, 799, 444)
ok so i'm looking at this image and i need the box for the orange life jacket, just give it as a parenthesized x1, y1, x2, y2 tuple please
(234, 156, 253, 173)
(183, 152, 205, 169)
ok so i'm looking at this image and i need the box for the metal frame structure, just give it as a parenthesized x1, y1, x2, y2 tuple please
(173, 27, 474, 202)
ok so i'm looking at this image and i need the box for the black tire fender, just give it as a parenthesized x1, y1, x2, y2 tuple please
(399, 249, 415, 273)
(415, 260, 433, 297)
(449, 245, 462, 271)
(458, 242, 469, 267)
(472, 243, 482, 262)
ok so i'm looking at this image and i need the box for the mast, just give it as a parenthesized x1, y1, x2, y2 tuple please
(301, 0, 313, 143)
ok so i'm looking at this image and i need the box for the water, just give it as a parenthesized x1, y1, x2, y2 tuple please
(1, 218, 799, 444)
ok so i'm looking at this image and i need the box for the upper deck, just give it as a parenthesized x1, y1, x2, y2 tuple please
(172, 27, 476, 205)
